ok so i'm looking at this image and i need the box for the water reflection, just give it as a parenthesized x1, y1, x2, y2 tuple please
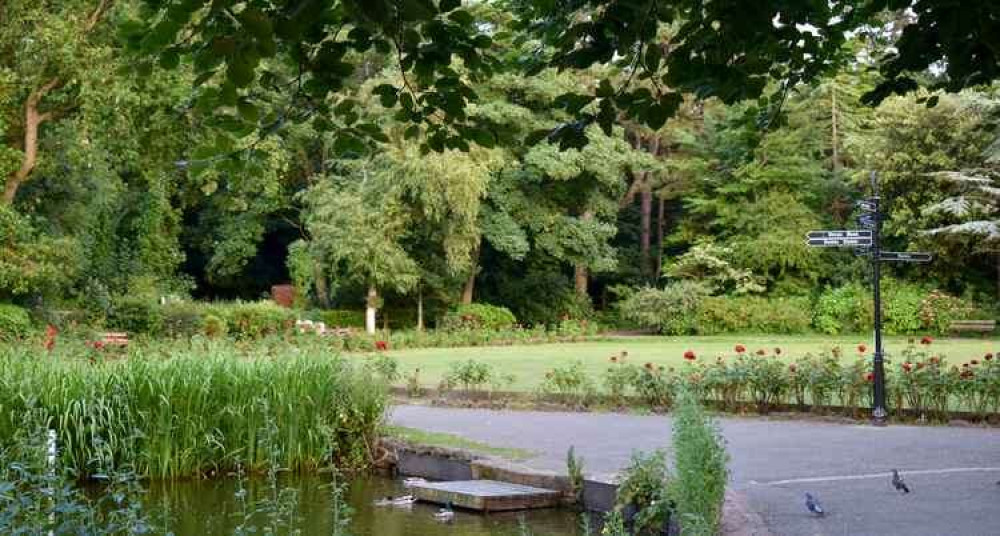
(147, 474, 582, 535)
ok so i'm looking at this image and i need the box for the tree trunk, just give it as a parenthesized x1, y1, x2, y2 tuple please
(3, 78, 60, 205)
(640, 187, 653, 280)
(574, 211, 593, 297)
(461, 246, 480, 305)
(831, 85, 841, 172)
(365, 286, 378, 334)
(313, 261, 330, 308)
(417, 286, 424, 331)
(654, 197, 666, 280)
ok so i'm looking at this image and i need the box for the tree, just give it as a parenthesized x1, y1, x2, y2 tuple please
(133, 0, 1000, 151)
(1, 0, 115, 204)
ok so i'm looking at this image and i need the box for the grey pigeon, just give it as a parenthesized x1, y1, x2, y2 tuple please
(805, 493, 824, 516)
(891, 469, 910, 493)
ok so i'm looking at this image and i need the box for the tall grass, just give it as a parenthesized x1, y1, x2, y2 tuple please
(670, 389, 729, 536)
(0, 338, 387, 480)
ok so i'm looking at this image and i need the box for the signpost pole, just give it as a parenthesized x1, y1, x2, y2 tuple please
(870, 171, 888, 426)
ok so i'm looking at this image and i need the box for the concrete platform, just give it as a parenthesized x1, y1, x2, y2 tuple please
(410, 479, 562, 512)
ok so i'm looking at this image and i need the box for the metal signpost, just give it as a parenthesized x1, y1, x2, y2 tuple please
(805, 172, 933, 425)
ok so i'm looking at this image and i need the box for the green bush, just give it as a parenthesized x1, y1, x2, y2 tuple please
(617, 282, 712, 335)
(0, 304, 31, 341)
(202, 314, 227, 338)
(694, 296, 812, 334)
(812, 283, 872, 334)
(614, 450, 672, 535)
(919, 290, 979, 334)
(440, 303, 517, 331)
(107, 297, 163, 335)
(160, 302, 205, 337)
(670, 390, 728, 536)
(214, 301, 296, 339)
(538, 361, 596, 404)
(320, 309, 365, 328)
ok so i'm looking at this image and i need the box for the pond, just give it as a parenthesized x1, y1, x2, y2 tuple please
(146, 474, 584, 535)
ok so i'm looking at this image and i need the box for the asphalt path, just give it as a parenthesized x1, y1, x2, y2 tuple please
(391, 405, 1000, 536)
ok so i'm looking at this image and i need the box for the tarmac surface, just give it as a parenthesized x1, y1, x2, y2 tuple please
(391, 405, 1000, 536)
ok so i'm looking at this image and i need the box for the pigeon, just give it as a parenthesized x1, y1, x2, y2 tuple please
(805, 493, 824, 516)
(891, 469, 910, 494)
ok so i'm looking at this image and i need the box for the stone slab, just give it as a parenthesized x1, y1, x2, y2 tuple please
(396, 451, 473, 481)
(410, 479, 562, 512)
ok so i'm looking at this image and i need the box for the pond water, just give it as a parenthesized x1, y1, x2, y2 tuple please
(146, 474, 584, 535)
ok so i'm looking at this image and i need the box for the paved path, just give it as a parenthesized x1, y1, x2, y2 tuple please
(391, 405, 1000, 536)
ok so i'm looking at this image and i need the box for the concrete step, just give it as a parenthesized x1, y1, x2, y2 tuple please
(410, 479, 562, 512)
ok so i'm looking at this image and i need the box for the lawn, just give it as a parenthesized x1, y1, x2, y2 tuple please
(382, 335, 999, 392)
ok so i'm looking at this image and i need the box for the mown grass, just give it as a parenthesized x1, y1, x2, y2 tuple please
(383, 335, 999, 392)
(384, 426, 534, 460)
(0, 338, 388, 480)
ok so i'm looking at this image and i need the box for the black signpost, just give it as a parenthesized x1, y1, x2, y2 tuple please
(806, 171, 933, 425)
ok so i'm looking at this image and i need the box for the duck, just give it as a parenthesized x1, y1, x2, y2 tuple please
(391, 495, 417, 506)
(373, 495, 396, 507)
(433, 502, 455, 522)
(402, 477, 427, 487)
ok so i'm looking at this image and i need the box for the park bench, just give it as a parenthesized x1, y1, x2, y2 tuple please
(948, 320, 996, 336)
(100, 332, 130, 347)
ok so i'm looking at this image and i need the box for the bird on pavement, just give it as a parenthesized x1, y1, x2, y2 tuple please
(805, 493, 824, 516)
(891, 469, 910, 494)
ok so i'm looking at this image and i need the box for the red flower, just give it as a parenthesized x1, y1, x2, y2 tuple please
(93, 340, 105, 351)
(774, 347, 782, 355)
(375, 340, 388, 351)
(645, 362, 655, 370)
(971, 359, 979, 366)
(984, 353, 993, 361)
(857, 344, 867, 354)
(45, 325, 58, 338)
(961, 370, 974, 379)
(44, 339, 55, 351)
(609, 355, 618, 363)
(788, 364, 797, 373)
(734, 344, 746, 354)
(901, 362, 913, 372)
(929, 356, 940, 365)
(755, 348, 766, 356)
(683, 350, 696, 361)
(916, 362, 925, 370)
(865, 372, 874, 382)
(920, 336, 933, 345)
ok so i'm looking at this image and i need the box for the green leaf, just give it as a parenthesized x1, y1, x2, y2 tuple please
(237, 100, 258, 123)
(596, 78, 615, 98)
(159, 49, 180, 70)
(440, 0, 461, 12)
(448, 10, 474, 25)
(239, 8, 273, 40)
(226, 58, 255, 88)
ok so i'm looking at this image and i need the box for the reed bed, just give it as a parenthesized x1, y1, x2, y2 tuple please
(0, 338, 387, 480)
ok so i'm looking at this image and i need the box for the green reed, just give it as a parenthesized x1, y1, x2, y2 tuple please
(0, 337, 387, 480)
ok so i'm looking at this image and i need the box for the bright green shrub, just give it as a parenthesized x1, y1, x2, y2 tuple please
(617, 282, 712, 335)
(440, 303, 517, 331)
(538, 361, 595, 404)
(0, 304, 31, 341)
(882, 280, 925, 335)
(670, 390, 728, 536)
(813, 283, 872, 334)
(694, 296, 812, 334)
(214, 301, 296, 339)
(614, 451, 672, 535)
(443, 359, 495, 392)
(160, 302, 205, 337)
(320, 309, 365, 328)
(107, 297, 163, 335)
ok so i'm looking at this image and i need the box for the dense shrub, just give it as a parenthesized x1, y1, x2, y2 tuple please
(670, 390, 728, 536)
(160, 302, 205, 337)
(214, 301, 296, 339)
(614, 451, 673, 535)
(538, 361, 596, 404)
(320, 309, 365, 328)
(107, 297, 164, 335)
(617, 282, 712, 335)
(0, 304, 31, 341)
(443, 359, 496, 392)
(440, 303, 517, 331)
(694, 296, 812, 334)
(814, 282, 979, 335)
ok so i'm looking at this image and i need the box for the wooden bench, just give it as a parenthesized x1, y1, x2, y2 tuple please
(948, 320, 996, 336)
(101, 332, 130, 347)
